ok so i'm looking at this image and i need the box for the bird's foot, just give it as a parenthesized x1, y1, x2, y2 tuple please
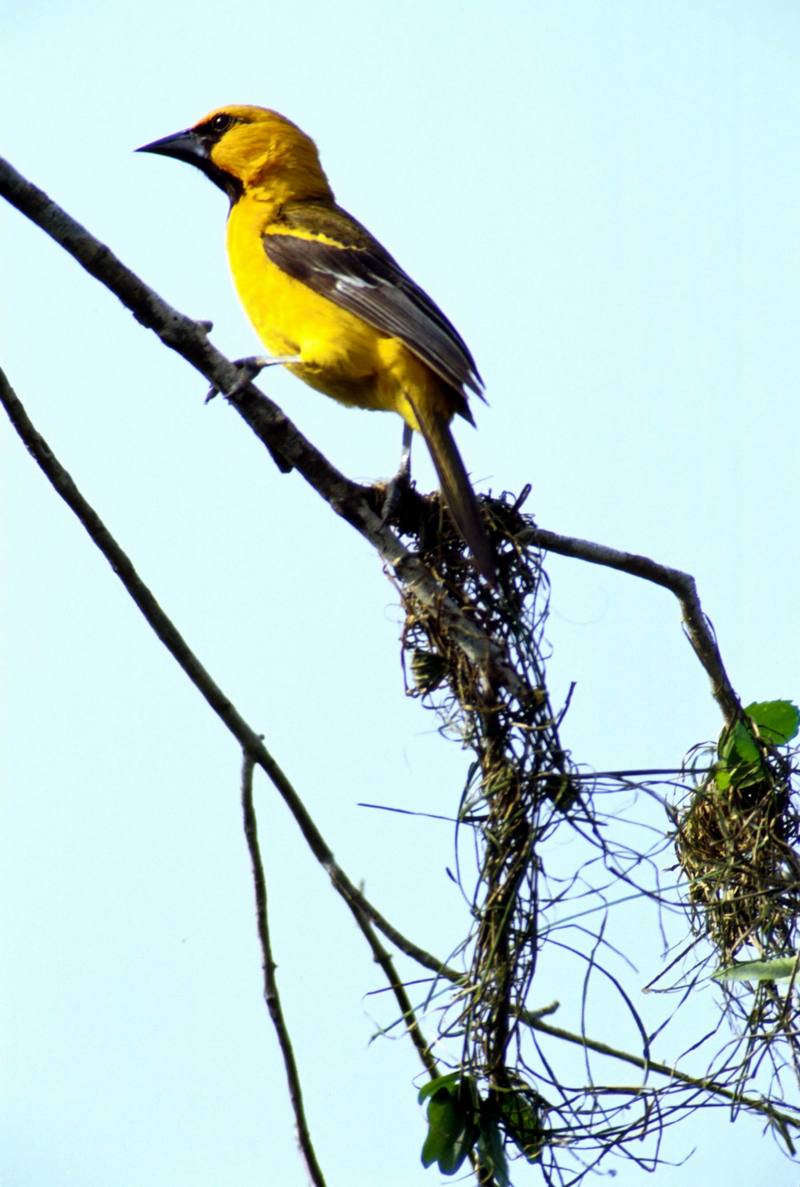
(380, 463, 413, 527)
(205, 354, 301, 403)
(379, 423, 414, 525)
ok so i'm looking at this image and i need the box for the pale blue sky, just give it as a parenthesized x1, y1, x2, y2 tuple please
(3, 2, 800, 1185)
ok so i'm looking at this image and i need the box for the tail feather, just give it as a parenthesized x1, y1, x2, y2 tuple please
(409, 396, 495, 584)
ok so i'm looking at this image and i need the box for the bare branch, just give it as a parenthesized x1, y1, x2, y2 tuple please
(0, 362, 450, 979)
(526, 1014, 800, 1137)
(0, 154, 525, 695)
(526, 526, 743, 727)
(0, 157, 743, 722)
(240, 751, 327, 1186)
(353, 908, 440, 1081)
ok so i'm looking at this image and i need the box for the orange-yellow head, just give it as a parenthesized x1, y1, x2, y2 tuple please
(137, 105, 333, 207)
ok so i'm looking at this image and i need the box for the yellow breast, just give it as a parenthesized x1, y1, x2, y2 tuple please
(225, 197, 455, 434)
(226, 197, 421, 417)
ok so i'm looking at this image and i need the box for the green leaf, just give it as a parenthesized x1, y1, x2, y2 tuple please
(439, 1119, 477, 1176)
(499, 1089, 543, 1162)
(418, 1072, 461, 1104)
(745, 700, 800, 746)
(419, 1079, 480, 1175)
(714, 765, 732, 791)
(477, 1116, 510, 1187)
(726, 720, 760, 764)
(713, 955, 800, 983)
(421, 1088, 464, 1170)
(717, 701, 799, 784)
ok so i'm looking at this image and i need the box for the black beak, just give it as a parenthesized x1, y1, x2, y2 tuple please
(136, 127, 208, 167)
(136, 125, 241, 201)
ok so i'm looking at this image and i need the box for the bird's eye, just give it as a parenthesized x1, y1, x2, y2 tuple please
(210, 113, 234, 134)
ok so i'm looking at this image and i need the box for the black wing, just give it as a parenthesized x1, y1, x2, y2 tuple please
(263, 200, 484, 404)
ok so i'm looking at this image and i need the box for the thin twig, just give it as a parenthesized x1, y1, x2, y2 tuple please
(525, 1014, 800, 1137)
(241, 751, 327, 1186)
(526, 527, 742, 727)
(352, 907, 439, 1080)
(0, 363, 450, 981)
(2, 358, 492, 1178)
(349, 916, 504, 1183)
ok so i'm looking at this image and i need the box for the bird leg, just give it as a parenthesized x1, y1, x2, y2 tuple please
(380, 422, 414, 525)
(205, 353, 302, 403)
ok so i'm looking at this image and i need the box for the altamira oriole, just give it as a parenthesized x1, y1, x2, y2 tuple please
(138, 105, 494, 581)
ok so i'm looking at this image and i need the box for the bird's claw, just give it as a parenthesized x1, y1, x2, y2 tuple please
(205, 353, 301, 404)
(380, 466, 413, 527)
(205, 356, 270, 404)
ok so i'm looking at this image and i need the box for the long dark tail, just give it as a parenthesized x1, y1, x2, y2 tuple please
(410, 396, 495, 584)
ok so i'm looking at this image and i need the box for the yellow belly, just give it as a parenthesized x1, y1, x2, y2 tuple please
(227, 204, 391, 403)
(226, 199, 430, 428)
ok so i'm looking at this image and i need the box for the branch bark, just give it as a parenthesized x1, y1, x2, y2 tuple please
(525, 1014, 800, 1145)
(0, 154, 745, 723)
(1, 155, 532, 695)
(240, 752, 327, 1186)
(525, 527, 743, 728)
(0, 362, 452, 972)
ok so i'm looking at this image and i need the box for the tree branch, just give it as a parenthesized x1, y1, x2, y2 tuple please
(240, 751, 327, 1185)
(526, 527, 743, 728)
(0, 154, 525, 694)
(0, 156, 744, 721)
(524, 1014, 800, 1141)
(353, 908, 440, 1081)
(0, 363, 453, 977)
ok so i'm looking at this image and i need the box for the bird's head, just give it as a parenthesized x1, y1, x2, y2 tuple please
(137, 105, 332, 206)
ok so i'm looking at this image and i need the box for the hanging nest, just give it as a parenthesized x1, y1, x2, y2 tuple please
(396, 486, 578, 1084)
(398, 485, 574, 798)
(385, 490, 800, 1177)
(674, 744, 800, 962)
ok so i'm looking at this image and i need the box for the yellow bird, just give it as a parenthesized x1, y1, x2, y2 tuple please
(138, 105, 494, 581)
